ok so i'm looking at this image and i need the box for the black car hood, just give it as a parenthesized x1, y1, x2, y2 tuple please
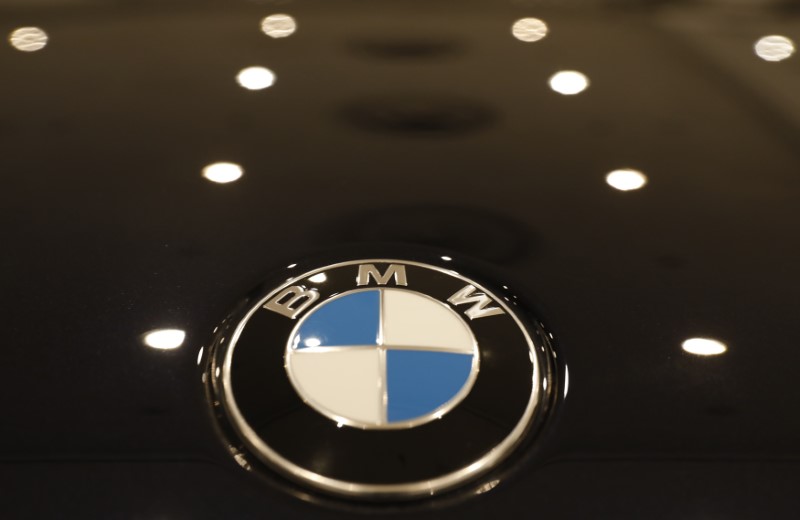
(2, 0, 800, 517)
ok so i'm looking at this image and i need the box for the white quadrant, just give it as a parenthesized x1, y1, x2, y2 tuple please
(381, 289, 475, 353)
(287, 348, 383, 425)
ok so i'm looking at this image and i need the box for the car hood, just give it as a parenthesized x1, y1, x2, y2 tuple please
(2, 0, 800, 517)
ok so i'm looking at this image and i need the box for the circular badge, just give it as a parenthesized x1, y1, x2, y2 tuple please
(207, 259, 555, 500)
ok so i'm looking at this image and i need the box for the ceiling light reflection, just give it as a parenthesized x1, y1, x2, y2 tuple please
(9, 27, 48, 52)
(605, 169, 647, 191)
(754, 35, 795, 62)
(549, 70, 589, 95)
(202, 162, 243, 183)
(308, 273, 327, 283)
(236, 66, 275, 90)
(261, 14, 297, 38)
(511, 18, 548, 42)
(144, 329, 186, 350)
(682, 338, 727, 356)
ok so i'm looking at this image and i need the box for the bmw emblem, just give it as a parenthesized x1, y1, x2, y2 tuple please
(205, 257, 557, 501)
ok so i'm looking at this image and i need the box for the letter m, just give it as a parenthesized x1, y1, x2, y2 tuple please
(448, 285, 505, 320)
(357, 264, 408, 286)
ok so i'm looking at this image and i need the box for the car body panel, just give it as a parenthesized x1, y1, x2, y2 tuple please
(2, 0, 800, 517)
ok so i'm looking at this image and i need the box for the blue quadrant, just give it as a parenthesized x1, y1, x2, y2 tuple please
(386, 350, 473, 423)
(293, 290, 380, 348)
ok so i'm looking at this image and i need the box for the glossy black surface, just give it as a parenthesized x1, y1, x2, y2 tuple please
(3, 0, 800, 517)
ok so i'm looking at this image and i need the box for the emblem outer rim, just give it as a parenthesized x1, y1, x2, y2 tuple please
(218, 259, 542, 499)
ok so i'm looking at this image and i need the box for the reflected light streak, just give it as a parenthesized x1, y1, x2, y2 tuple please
(144, 329, 186, 350)
(476, 479, 500, 495)
(754, 35, 795, 62)
(261, 14, 297, 38)
(202, 162, 243, 183)
(236, 66, 275, 90)
(9, 27, 48, 52)
(548, 70, 589, 95)
(605, 168, 647, 191)
(511, 18, 548, 42)
(682, 337, 727, 356)
(304, 338, 321, 347)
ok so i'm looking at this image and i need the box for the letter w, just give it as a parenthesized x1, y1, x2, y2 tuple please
(448, 285, 505, 320)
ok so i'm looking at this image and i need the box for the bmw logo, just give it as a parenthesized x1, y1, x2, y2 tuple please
(206, 258, 556, 501)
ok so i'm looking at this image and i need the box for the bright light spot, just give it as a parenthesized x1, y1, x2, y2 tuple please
(441, 256, 453, 261)
(605, 168, 647, 191)
(754, 35, 795, 62)
(287, 263, 297, 269)
(682, 337, 727, 356)
(236, 66, 275, 90)
(9, 27, 48, 52)
(261, 14, 296, 38)
(476, 479, 500, 495)
(564, 365, 569, 398)
(336, 422, 343, 428)
(511, 18, 548, 42)
(233, 452, 250, 470)
(202, 162, 243, 184)
(304, 338, 321, 347)
(308, 273, 327, 283)
(549, 70, 589, 95)
(196, 346, 204, 365)
(143, 329, 186, 350)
